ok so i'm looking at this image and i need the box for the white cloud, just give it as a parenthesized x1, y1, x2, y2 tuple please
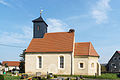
(0, 18, 69, 45)
(0, 0, 10, 7)
(0, 26, 32, 44)
(47, 18, 68, 32)
(91, 0, 111, 24)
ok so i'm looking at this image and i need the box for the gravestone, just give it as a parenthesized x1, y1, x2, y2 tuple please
(36, 72, 41, 76)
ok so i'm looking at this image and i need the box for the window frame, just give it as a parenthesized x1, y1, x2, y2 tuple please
(60, 56, 64, 68)
(58, 55, 65, 69)
(111, 63, 115, 67)
(38, 56, 42, 68)
(111, 63, 117, 68)
(80, 63, 83, 68)
(37, 56, 43, 69)
(91, 63, 94, 69)
(78, 61, 85, 69)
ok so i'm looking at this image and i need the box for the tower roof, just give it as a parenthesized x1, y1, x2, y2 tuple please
(32, 16, 48, 26)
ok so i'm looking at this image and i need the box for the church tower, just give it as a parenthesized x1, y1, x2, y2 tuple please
(32, 12, 48, 38)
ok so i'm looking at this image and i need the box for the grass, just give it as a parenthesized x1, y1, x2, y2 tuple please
(4, 75, 21, 80)
(83, 73, 120, 79)
(57, 73, 120, 79)
(2, 73, 120, 80)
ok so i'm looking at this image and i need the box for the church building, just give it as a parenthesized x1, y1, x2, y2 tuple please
(25, 13, 101, 75)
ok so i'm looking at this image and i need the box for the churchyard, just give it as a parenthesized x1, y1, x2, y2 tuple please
(0, 73, 120, 80)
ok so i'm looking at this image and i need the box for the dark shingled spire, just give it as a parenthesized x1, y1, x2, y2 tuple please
(32, 13, 48, 38)
(32, 16, 44, 22)
(32, 16, 48, 26)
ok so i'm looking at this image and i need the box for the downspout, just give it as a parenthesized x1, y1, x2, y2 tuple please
(71, 31, 75, 75)
(88, 42, 91, 75)
(71, 52, 72, 75)
(68, 29, 75, 75)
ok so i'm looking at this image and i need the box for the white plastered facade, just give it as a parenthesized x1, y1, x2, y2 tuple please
(25, 53, 101, 75)
(25, 52, 74, 75)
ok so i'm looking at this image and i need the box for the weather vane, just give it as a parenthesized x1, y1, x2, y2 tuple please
(40, 10, 43, 16)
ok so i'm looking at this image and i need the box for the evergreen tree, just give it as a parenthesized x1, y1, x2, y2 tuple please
(5, 63, 8, 67)
(19, 49, 26, 73)
(0, 62, 2, 65)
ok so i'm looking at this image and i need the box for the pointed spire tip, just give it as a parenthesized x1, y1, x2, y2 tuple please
(40, 10, 43, 16)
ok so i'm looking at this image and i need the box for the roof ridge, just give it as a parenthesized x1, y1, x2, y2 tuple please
(45, 32, 72, 34)
(75, 42, 91, 44)
(2, 61, 20, 62)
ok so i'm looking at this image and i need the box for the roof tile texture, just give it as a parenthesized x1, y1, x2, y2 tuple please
(25, 32, 74, 52)
(74, 42, 99, 57)
(2, 61, 20, 67)
(26, 31, 99, 57)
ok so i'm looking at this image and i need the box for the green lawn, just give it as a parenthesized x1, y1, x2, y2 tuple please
(57, 73, 120, 79)
(83, 73, 120, 79)
(4, 75, 21, 80)
(1, 73, 120, 80)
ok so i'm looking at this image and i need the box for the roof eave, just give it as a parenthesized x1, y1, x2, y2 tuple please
(74, 55, 99, 57)
(25, 51, 73, 54)
(32, 21, 48, 27)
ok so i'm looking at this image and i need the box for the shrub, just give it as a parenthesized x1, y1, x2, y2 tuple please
(117, 73, 120, 78)
(21, 74, 28, 79)
(47, 75, 51, 79)
(42, 77, 47, 80)
(32, 78, 37, 80)
(54, 75, 57, 78)
(32, 77, 41, 80)
(0, 75, 4, 80)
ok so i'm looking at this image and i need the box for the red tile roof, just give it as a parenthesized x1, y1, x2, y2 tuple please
(25, 31, 99, 57)
(74, 42, 99, 57)
(25, 32, 74, 52)
(2, 61, 20, 67)
(117, 51, 120, 54)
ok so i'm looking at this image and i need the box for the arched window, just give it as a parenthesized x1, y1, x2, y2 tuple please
(91, 63, 94, 68)
(60, 56, 64, 68)
(38, 56, 42, 68)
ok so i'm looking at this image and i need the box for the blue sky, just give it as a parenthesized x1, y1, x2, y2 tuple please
(0, 0, 120, 63)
